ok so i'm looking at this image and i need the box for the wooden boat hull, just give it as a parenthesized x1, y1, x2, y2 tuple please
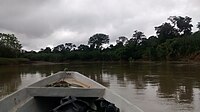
(0, 71, 143, 112)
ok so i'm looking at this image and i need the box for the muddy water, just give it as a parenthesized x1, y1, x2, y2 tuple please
(0, 62, 200, 112)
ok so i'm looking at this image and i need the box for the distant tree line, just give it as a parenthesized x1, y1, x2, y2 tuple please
(1, 16, 200, 62)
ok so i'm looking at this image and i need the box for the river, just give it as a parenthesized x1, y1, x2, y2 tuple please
(0, 62, 200, 112)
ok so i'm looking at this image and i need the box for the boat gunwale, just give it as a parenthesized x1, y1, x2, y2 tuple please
(29, 71, 105, 89)
(26, 87, 105, 97)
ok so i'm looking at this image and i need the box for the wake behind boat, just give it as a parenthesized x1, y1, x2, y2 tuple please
(0, 71, 143, 112)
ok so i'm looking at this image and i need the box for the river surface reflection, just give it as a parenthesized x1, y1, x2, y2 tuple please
(0, 62, 200, 112)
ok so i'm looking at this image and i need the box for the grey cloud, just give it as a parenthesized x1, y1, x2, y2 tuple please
(0, 0, 200, 50)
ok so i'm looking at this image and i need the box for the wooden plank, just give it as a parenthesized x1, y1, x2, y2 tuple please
(26, 87, 105, 97)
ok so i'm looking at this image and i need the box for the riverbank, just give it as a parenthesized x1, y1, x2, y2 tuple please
(0, 57, 68, 65)
(0, 58, 30, 65)
(30, 61, 68, 65)
(1, 57, 200, 66)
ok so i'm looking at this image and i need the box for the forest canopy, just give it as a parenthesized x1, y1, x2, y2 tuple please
(1, 16, 200, 62)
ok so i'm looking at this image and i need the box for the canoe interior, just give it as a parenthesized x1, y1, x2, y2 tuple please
(18, 96, 99, 112)
(29, 71, 105, 88)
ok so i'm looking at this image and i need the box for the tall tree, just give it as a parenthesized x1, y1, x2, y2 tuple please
(132, 30, 146, 45)
(116, 36, 128, 45)
(65, 43, 76, 51)
(0, 33, 22, 57)
(155, 22, 179, 43)
(88, 33, 109, 49)
(168, 16, 193, 35)
(53, 44, 65, 53)
(0, 33, 22, 50)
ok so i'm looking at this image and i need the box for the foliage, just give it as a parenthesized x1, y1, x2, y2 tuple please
(77, 44, 90, 51)
(0, 33, 22, 58)
(168, 16, 193, 35)
(2, 16, 200, 63)
(88, 33, 109, 49)
(116, 36, 128, 45)
(23, 23, 200, 62)
(155, 22, 179, 43)
(132, 30, 146, 45)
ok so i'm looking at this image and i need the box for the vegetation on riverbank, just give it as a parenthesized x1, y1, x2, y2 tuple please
(1, 16, 200, 64)
(0, 58, 30, 65)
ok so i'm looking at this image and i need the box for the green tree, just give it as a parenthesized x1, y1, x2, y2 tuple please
(40, 47, 51, 53)
(155, 22, 179, 43)
(116, 36, 128, 45)
(168, 16, 193, 35)
(0, 33, 22, 57)
(88, 33, 109, 49)
(53, 44, 65, 53)
(132, 30, 146, 45)
(143, 36, 159, 60)
(125, 31, 145, 60)
(78, 44, 90, 51)
(65, 43, 76, 51)
(0, 33, 22, 50)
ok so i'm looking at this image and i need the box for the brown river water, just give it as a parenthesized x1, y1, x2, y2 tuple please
(0, 62, 200, 112)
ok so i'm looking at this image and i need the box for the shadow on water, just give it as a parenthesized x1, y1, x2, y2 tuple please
(0, 66, 21, 98)
(67, 62, 200, 106)
(102, 62, 200, 104)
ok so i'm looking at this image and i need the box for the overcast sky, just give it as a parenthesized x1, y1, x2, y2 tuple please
(0, 0, 200, 51)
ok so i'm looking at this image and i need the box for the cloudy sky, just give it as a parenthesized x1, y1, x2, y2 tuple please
(0, 0, 200, 51)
